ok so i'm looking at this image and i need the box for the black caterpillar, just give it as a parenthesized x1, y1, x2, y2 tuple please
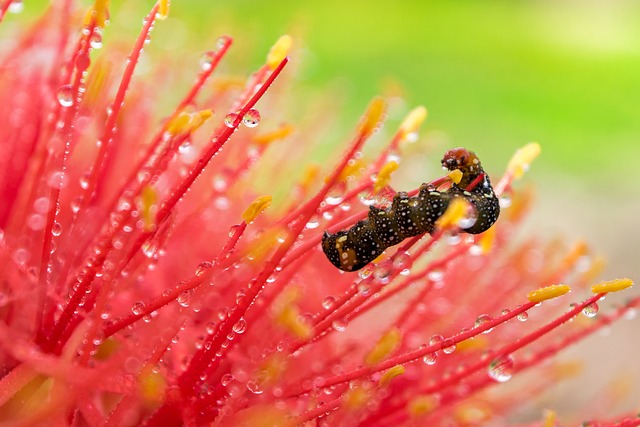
(322, 147, 500, 271)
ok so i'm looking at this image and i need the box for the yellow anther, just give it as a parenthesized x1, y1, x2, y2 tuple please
(365, 327, 401, 366)
(256, 354, 287, 387)
(506, 142, 541, 179)
(188, 109, 213, 132)
(456, 335, 488, 352)
(373, 161, 399, 193)
(527, 284, 571, 303)
(447, 169, 463, 185)
(138, 367, 166, 404)
(242, 195, 272, 224)
(253, 124, 294, 145)
(359, 97, 386, 137)
(408, 395, 437, 417)
(542, 409, 557, 427)
(478, 227, 496, 255)
(157, 0, 170, 19)
(212, 76, 245, 92)
(94, 337, 119, 360)
(378, 365, 405, 387)
(399, 106, 427, 139)
(86, 0, 110, 28)
(166, 112, 191, 135)
(267, 35, 292, 70)
(272, 288, 312, 339)
(343, 383, 371, 410)
(454, 401, 492, 424)
(225, 405, 288, 427)
(435, 197, 469, 230)
(85, 58, 111, 106)
(591, 278, 633, 294)
(580, 255, 605, 284)
(334, 159, 366, 182)
(300, 164, 321, 191)
(551, 360, 583, 379)
(140, 185, 157, 232)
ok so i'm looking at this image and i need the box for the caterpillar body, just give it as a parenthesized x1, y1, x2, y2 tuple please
(321, 148, 500, 271)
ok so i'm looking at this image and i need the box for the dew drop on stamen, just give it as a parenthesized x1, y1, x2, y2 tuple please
(322, 296, 336, 310)
(90, 32, 103, 49)
(332, 318, 347, 332)
(246, 380, 263, 394)
(488, 355, 514, 382)
(582, 302, 599, 318)
(51, 222, 62, 236)
(517, 312, 528, 322)
(195, 261, 213, 276)
(358, 265, 374, 280)
(474, 314, 494, 333)
(221, 373, 234, 386)
(242, 108, 260, 128)
(373, 261, 393, 285)
(232, 318, 247, 334)
(9, 0, 24, 14)
(499, 194, 512, 209)
(423, 353, 437, 365)
(224, 112, 239, 128)
(441, 338, 456, 354)
(131, 301, 145, 315)
(305, 217, 320, 230)
(57, 85, 74, 107)
(177, 290, 192, 307)
(200, 51, 215, 71)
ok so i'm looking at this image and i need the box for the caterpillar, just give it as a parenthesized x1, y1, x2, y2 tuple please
(321, 147, 500, 271)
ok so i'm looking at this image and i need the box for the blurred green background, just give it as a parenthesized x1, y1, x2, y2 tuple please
(9, 0, 640, 277)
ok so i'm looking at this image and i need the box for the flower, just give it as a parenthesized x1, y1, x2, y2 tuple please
(0, 1, 638, 426)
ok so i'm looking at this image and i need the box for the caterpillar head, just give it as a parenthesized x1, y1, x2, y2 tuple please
(441, 147, 481, 174)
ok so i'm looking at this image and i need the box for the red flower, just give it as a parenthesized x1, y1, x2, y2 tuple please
(0, 1, 637, 426)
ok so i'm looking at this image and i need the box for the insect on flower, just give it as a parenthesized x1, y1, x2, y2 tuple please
(322, 147, 500, 271)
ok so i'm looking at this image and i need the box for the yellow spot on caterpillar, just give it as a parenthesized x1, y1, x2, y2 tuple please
(374, 161, 399, 193)
(527, 284, 571, 303)
(436, 197, 469, 230)
(359, 97, 386, 137)
(267, 35, 292, 70)
(365, 327, 401, 366)
(378, 365, 405, 387)
(399, 106, 427, 139)
(242, 195, 272, 224)
(591, 278, 633, 294)
(447, 169, 463, 185)
(507, 142, 541, 179)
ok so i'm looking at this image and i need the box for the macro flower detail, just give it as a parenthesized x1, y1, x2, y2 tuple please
(0, 1, 638, 427)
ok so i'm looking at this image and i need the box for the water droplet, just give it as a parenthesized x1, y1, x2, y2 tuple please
(242, 109, 260, 128)
(373, 261, 393, 285)
(224, 112, 240, 128)
(221, 373, 234, 386)
(358, 264, 374, 280)
(51, 222, 62, 236)
(325, 190, 344, 206)
(517, 312, 528, 322)
(429, 334, 444, 346)
(232, 318, 247, 334)
(474, 314, 494, 333)
(332, 318, 347, 332)
(9, 0, 24, 14)
(499, 194, 512, 208)
(427, 269, 444, 282)
(195, 261, 213, 276)
(392, 252, 412, 274)
(423, 353, 437, 365)
(305, 217, 320, 229)
(357, 282, 371, 296)
(441, 338, 456, 354)
(57, 85, 74, 107)
(131, 301, 145, 315)
(488, 355, 514, 382)
(246, 380, 263, 394)
(90, 31, 103, 49)
(177, 290, 192, 307)
(582, 302, 599, 318)
(322, 296, 336, 310)
(200, 51, 216, 71)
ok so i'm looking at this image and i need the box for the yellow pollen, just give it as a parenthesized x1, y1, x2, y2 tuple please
(140, 185, 157, 232)
(343, 383, 371, 410)
(373, 161, 399, 193)
(447, 169, 463, 185)
(399, 106, 427, 138)
(365, 327, 402, 366)
(359, 97, 386, 137)
(408, 395, 437, 417)
(87, 0, 110, 28)
(253, 124, 294, 145)
(591, 278, 633, 294)
(272, 288, 312, 339)
(334, 158, 366, 182)
(157, 0, 170, 19)
(507, 142, 541, 179)
(378, 365, 405, 387)
(166, 112, 191, 135)
(138, 367, 166, 404)
(242, 195, 272, 224)
(527, 284, 571, 303)
(267, 35, 292, 70)
(456, 335, 488, 352)
(478, 227, 496, 255)
(542, 409, 557, 427)
(436, 197, 469, 230)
